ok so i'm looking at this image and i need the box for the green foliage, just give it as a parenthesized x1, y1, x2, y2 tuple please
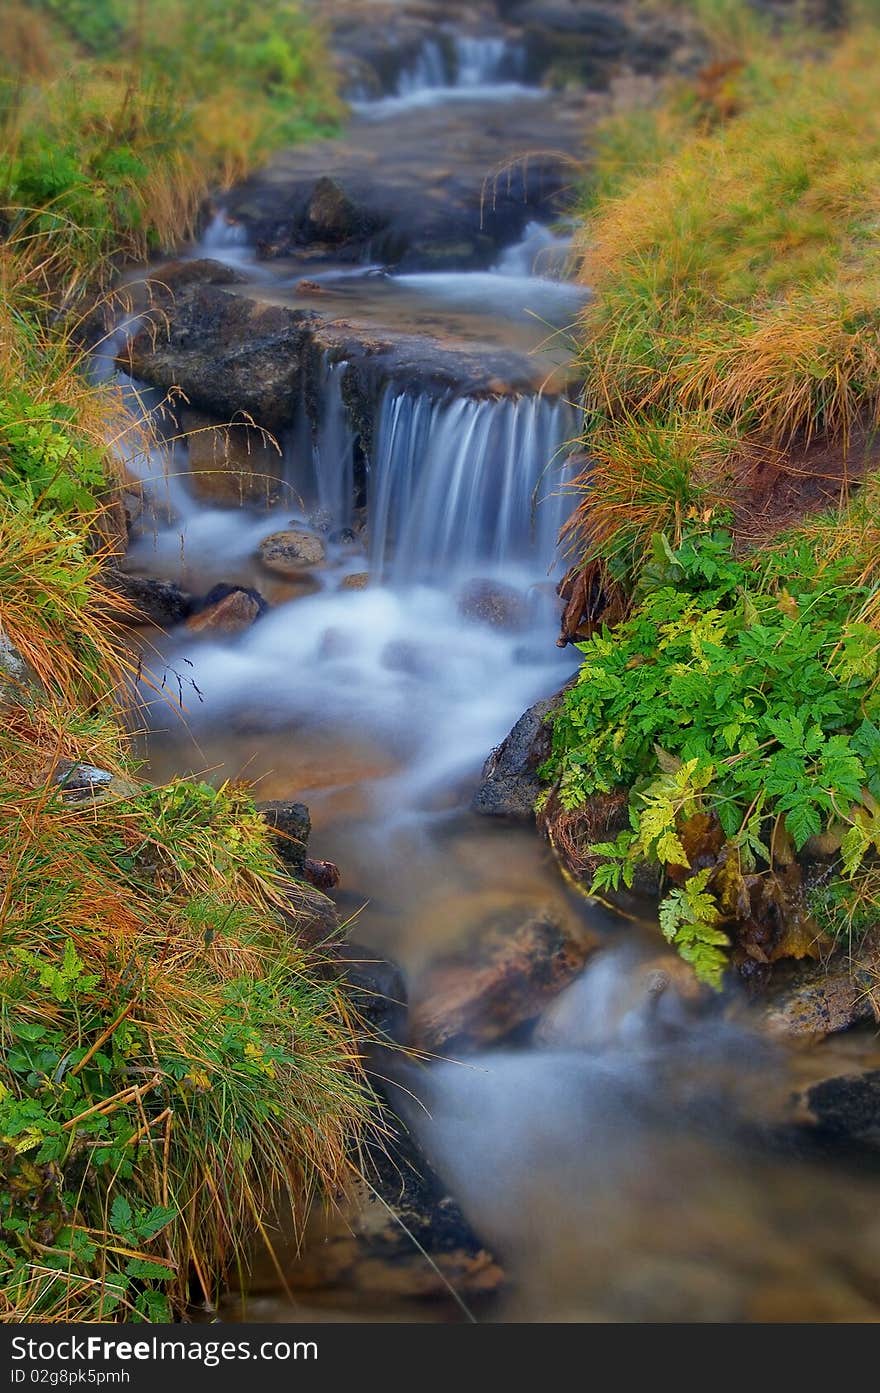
(0, 386, 106, 512)
(658, 868, 730, 988)
(543, 526, 880, 983)
(0, 768, 369, 1320)
(1, 1, 340, 287)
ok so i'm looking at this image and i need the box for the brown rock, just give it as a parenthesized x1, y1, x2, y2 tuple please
(181, 407, 282, 507)
(755, 937, 880, 1042)
(258, 528, 326, 576)
(185, 589, 262, 636)
(340, 571, 370, 590)
(410, 905, 600, 1054)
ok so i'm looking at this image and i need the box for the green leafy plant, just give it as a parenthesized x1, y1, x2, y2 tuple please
(543, 525, 880, 984)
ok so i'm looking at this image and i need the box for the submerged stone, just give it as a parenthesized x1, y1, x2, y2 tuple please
(409, 903, 600, 1054)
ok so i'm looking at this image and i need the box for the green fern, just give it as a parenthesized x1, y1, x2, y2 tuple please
(658, 870, 730, 988)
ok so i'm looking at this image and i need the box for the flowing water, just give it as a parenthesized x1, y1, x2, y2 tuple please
(118, 21, 880, 1323)
(350, 31, 535, 116)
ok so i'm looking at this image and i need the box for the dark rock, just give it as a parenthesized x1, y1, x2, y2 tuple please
(306, 175, 373, 243)
(121, 275, 555, 434)
(799, 1070, 880, 1147)
(517, 4, 631, 85)
(145, 257, 250, 302)
(119, 283, 318, 431)
(280, 879, 341, 941)
(303, 857, 341, 892)
(472, 690, 560, 819)
(457, 578, 529, 632)
(243, 1108, 502, 1303)
(410, 903, 600, 1054)
(102, 567, 194, 628)
(335, 940, 407, 1043)
(224, 90, 589, 270)
(258, 798, 311, 875)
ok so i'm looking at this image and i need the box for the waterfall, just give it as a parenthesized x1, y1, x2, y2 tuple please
(397, 39, 448, 95)
(367, 390, 579, 581)
(356, 33, 533, 116)
(312, 361, 356, 529)
(454, 35, 524, 86)
(396, 36, 523, 97)
(198, 210, 251, 268)
(495, 220, 574, 281)
(282, 357, 357, 529)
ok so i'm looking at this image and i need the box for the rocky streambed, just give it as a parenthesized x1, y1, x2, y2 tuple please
(102, 0, 880, 1323)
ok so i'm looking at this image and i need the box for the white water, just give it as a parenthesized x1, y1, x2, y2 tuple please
(353, 32, 538, 118)
(367, 391, 578, 579)
(198, 210, 253, 268)
(130, 204, 582, 805)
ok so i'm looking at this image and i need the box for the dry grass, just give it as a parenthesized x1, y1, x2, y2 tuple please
(561, 410, 736, 573)
(0, 708, 371, 1319)
(576, 32, 880, 447)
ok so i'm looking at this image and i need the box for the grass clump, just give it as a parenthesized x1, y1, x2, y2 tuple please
(0, 0, 340, 289)
(0, 412, 371, 1318)
(0, 746, 368, 1321)
(576, 31, 880, 449)
(549, 14, 880, 988)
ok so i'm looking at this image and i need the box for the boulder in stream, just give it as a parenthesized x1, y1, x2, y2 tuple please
(180, 407, 283, 508)
(409, 903, 600, 1054)
(472, 688, 562, 819)
(258, 798, 312, 875)
(457, 577, 529, 632)
(240, 1114, 502, 1306)
(753, 936, 880, 1042)
(185, 586, 265, 637)
(796, 1070, 880, 1148)
(102, 567, 194, 628)
(258, 528, 327, 575)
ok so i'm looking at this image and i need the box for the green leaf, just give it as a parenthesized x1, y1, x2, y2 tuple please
(110, 1194, 134, 1238)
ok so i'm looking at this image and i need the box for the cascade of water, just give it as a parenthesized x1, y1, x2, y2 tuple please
(355, 32, 535, 116)
(397, 38, 448, 95)
(367, 390, 579, 581)
(282, 357, 357, 528)
(197, 210, 252, 268)
(495, 220, 574, 280)
(454, 34, 524, 86)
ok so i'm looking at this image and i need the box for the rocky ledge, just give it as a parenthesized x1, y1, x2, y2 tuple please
(119, 259, 558, 436)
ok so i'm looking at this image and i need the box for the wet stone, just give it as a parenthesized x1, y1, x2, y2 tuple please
(258, 528, 327, 575)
